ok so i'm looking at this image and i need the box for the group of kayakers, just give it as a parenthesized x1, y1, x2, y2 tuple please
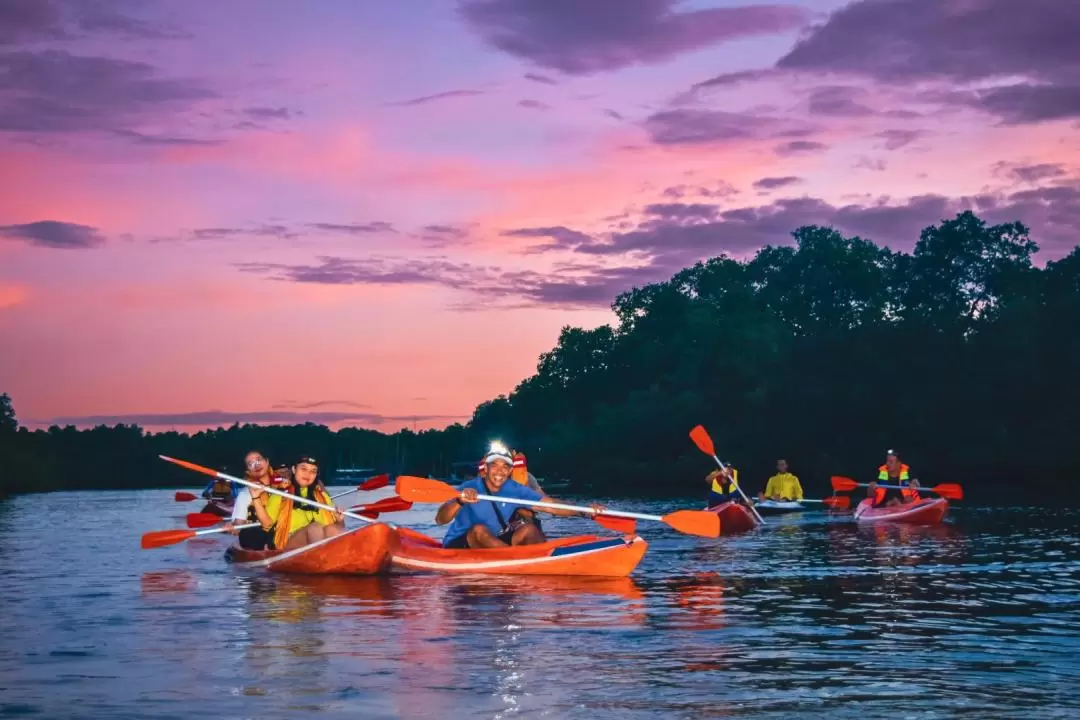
(210, 443, 922, 555)
(704, 450, 920, 508)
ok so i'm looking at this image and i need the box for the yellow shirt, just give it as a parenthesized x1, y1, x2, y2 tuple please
(763, 472, 803, 500)
(264, 487, 332, 534)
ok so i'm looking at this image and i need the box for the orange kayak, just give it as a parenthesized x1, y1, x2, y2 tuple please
(389, 527, 647, 577)
(854, 497, 948, 525)
(705, 501, 759, 535)
(224, 523, 397, 575)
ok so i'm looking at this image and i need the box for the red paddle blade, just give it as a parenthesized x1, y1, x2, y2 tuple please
(357, 511, 380, 519)
(186, 513, 223, 528)
(662, 509, 722, 538)
(931, 483, 964, 500)
(174, 491, 198, 502)
(359, 473, 390, 491)
(823, 496, 851, 510)
(348, 497, 413, 515)
(396, 476, 459, 504)
(830, 476, 859, 492)
(594, 514, 637, 534)
(141, 529, 196, 549)
(689, 425, 716, 456)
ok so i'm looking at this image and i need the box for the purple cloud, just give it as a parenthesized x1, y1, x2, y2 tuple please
(996, 162, 1068, 184)
(523, 72, 557, 85)
(753, 176, 802, 191)
(807, 86, 874, 117)
(0, 50, 215, 135)
(458, 0, 809, 75)
(0, 0, 185, 45)
(877, 129, 926, 150)
(389, 89, 484, 107)
(774, 140, 827, 156)
(190, 224, 296, 240)
(644, 109, 782, 145)
(642, 203, 718, 221)
(112, 129, 221, 146)
(243, 106, 294, 120)
(662, 182, 738, 200)
(777, 0, 1080, 123)
(271, 400, 370, 410)
(518, 99, 550, 110)
(309, 222, 396, 235)
(0, 220, 105, 249)
(502, 226, 592, 253)
(39, 408, 467, 430)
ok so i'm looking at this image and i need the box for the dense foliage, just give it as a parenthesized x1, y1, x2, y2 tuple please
(3, 212, 1078, 503)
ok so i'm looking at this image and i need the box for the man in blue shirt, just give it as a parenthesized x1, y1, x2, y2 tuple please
(437, 442, 604, 548)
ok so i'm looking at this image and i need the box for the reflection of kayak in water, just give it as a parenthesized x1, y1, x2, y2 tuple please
(200, 499, 233, 517)
(752, 499, 806, 515)
(224, 523, 397, 575)
(854, 497, 948, 525)
(390, 527, 647, 577)
(704, 501, 759, 535)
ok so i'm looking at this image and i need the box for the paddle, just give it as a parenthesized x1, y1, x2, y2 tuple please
(174, 491, 199, 502)
(186, 512, 226, 528)
(756, 497, 851, 510)
(157, 456, 395, 527)
(830, 475, 964, 500)
(347, 495, 414, 517)
(689, 425, 766, 525)
(330, 473, 392, 500)
(395, 476, 719, 538)
(142, 522, 259, 550)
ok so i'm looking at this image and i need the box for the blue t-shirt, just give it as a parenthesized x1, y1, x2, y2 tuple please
(442, 477, 543, 547)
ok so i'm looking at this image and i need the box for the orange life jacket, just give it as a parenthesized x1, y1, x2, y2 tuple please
(874, 463, 919, 503)
(272, 484, 337, 549)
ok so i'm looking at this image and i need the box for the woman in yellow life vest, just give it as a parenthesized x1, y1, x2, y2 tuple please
(706, 467, 741, 507)
(758, 459, 804, 501)
(250, 456, 345, 550)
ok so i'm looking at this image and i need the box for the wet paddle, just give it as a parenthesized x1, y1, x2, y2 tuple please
(157, 456, 395, 527)
(142, 522, 259, 549)
(186, 512, 225, 528)
(174, 491, 199, 502)
(347, 495, 414, 517)
(329, 473, 391, 500)
(395, 476, 719, 538)
(830, 475, 964, 500)
(689, 425, 766, 525)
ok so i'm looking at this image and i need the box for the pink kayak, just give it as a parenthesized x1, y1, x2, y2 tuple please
(854, 497, 948, 525)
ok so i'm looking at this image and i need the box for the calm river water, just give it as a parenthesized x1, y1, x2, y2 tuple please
(1, 489, 1078, 719)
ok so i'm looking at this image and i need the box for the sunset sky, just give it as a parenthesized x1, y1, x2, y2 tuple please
(2, 0, 1078, 432)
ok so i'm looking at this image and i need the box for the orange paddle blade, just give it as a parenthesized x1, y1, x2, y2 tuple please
(359, 473, 390, 491)
(830, 476, 859, 492)
(661, 510, 721, 538)
(689, 425, 716, 456)
(823, 496, 851, 510)
(349, 496, 413, 515)
(141, 529, 196, 549)
(186, 513, 223, 528)
(174, 491, 198, 502)
(595, 514, 637, 534)
(931, 483, 964, 500)
(395, 475, 459, 504)
(161, 456, 219, 479)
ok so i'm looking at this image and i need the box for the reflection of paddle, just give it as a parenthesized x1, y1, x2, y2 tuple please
(807, 497, 852, 510)
(830, 476, 964, 500)
(186, 512, 225, 528)
(330, 473, 391, 500)
(174, 491, 199, 502)
(142, 523, 258, 549)
(396, 476, 719, 538)
(689, 425, 766, 525)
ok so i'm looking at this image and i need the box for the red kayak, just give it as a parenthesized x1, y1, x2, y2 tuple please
(200, 500, 234, 518)
(854, 497, 948, 525)
(224, 523, 398, 575)
(705, 501, 759, 535)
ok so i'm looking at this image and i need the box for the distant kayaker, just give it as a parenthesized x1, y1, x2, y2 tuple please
(201, 474, 238, 503)
(436, 441, 604, 549)
(250, 456, 346, 550)
(758, 459, 804, 502)
(706, 467, 744, 507)
(227, 450, 290, 550)
(867, 449, 921, 507)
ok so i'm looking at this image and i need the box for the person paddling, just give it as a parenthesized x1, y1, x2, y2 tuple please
(706, 467, 744, 507)
(227, 450, 290, 550)
(758, 459, 803, 502)
(250, 456, 345, 550)
(201, 473, 238, 503)
(436, 441, 603, 549)
(866, 449, 921, 507)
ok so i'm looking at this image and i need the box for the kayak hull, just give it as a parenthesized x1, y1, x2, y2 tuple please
(854, 497, 948, 525)
(224, 523, 397, 575)
(753, 500, 806, 515)
(390, 528, 647, 577)
(201, 500, 234, 518)
(705, 501, 760, 535)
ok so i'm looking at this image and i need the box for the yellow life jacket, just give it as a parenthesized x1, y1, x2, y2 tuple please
(710, 468, 739, 494)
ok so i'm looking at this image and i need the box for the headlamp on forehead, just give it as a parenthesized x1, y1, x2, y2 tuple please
(483, 441, 513, 466)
